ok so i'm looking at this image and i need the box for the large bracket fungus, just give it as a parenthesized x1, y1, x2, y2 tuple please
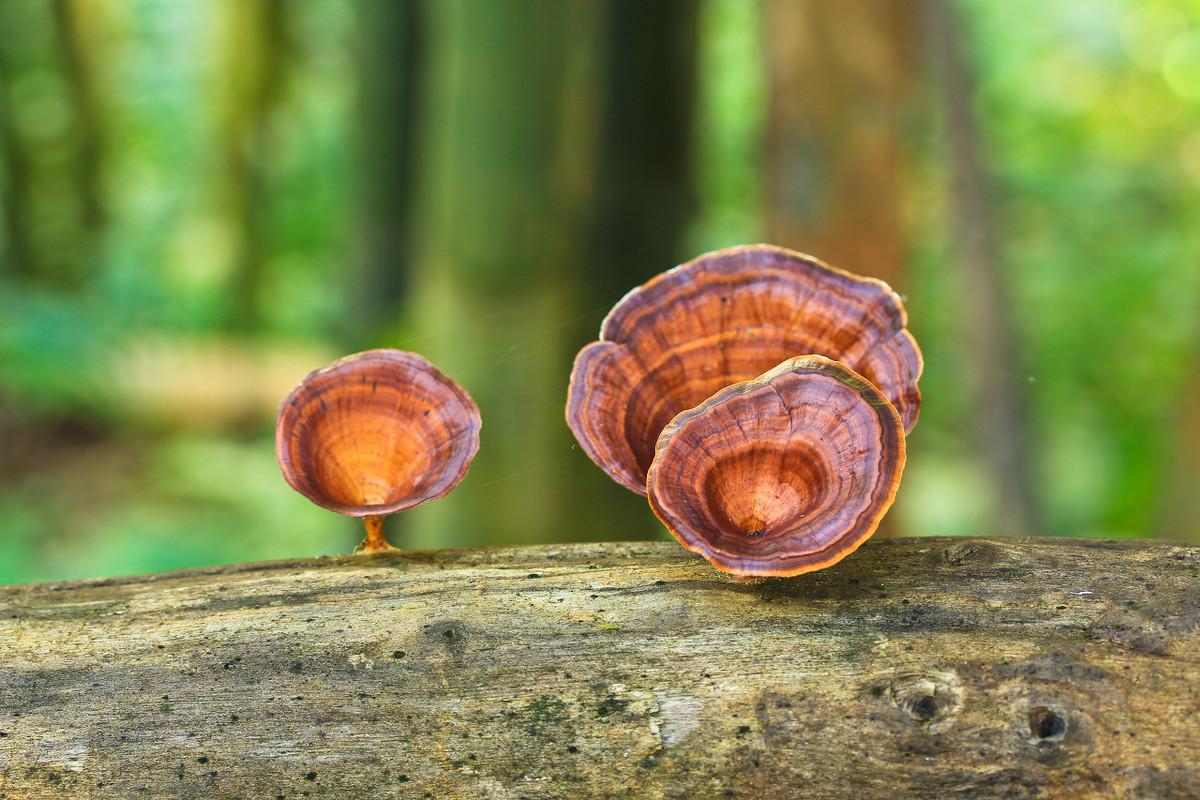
(646, 355, 906, 577)
(276, 349, 481, 553)
(567, 244, 922, 494)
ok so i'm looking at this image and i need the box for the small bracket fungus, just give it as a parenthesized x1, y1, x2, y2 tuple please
(646, 355, 905, 577)
(275, 349, 481, 553)
(566, 244, 922, 494)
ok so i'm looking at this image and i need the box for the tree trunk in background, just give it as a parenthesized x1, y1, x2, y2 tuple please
(51, 0, 106, 256)
(587, 0, 699, 306)
(929, 0, 1042, 537)
(0, 0, 108, 284)
(1159, 313, 1200, 539)
(764, 0, 915, 290)
(0, 24, 35, 279)
(352, 0, 422, 339)
(218, 0, 290, 331)
(566, 0, 702, 536)
(764, 1, 917, 538)
(402, 0, 603, 549)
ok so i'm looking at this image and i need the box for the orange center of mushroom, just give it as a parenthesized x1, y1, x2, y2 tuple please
(304, 402, 435, 508)
(701, 441, 831, 541)
(276, 350, 481, 523)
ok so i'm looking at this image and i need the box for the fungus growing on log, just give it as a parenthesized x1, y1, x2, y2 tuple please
(646, 355, 905, 577)
(275, 349, 481, 553)
(567, 244, 921, 494)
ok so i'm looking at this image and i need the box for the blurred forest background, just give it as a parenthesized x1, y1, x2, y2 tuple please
(1, 0, 1199, 583)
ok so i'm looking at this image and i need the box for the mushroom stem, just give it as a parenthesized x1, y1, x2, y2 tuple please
(358, 515, 398, 554)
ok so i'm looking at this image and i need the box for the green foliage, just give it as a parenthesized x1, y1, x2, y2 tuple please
(1, 0, 1198, 583)
(905, 0, 1200, 537)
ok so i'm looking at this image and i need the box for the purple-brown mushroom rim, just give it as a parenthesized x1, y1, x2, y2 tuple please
(646, 354, 906, 578)
(567, 244, 921, 496)
(275, 349, 481, 552)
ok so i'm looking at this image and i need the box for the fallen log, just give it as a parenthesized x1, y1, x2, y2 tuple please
(1, 537, 1198, 799)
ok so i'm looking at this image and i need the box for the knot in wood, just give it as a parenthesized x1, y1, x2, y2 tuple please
(1027, 705, 1068, 743)
(939, 541, 1000, 567)
(888, 669, 963, 729)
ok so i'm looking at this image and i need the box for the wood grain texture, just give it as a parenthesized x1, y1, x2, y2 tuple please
(1, 537, 1198, 800)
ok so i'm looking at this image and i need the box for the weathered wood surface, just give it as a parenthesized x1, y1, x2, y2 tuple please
(1, 538, 1198, 799)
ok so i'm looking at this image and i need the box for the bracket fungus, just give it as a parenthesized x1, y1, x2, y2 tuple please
(275, 349, 481, 553)
(646, 355, 906, 577)
(567, 244, 921, 494)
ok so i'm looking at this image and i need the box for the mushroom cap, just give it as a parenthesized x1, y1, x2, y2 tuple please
(275, 349, 481, 517)
(567, 244, 921, 494)
(646, 355, 906, 577)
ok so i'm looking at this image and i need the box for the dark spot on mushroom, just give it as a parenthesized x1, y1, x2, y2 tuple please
(527, 573, 541, 578)
(423, 409, 430, 416)
(197, 756, 208, 764)
(290, 662, 303, 674)
(392, 650, 406, 659)
(747, 529, 765, 538)
(398, 774, 409, 782)
(305, 771, 318, 781)
(567, 745, 579, 754)
(1029, 706, 1066, 740)
(736, 724, 751, 734)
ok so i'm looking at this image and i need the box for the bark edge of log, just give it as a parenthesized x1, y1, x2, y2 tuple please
(1, 537, 1198, 799)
